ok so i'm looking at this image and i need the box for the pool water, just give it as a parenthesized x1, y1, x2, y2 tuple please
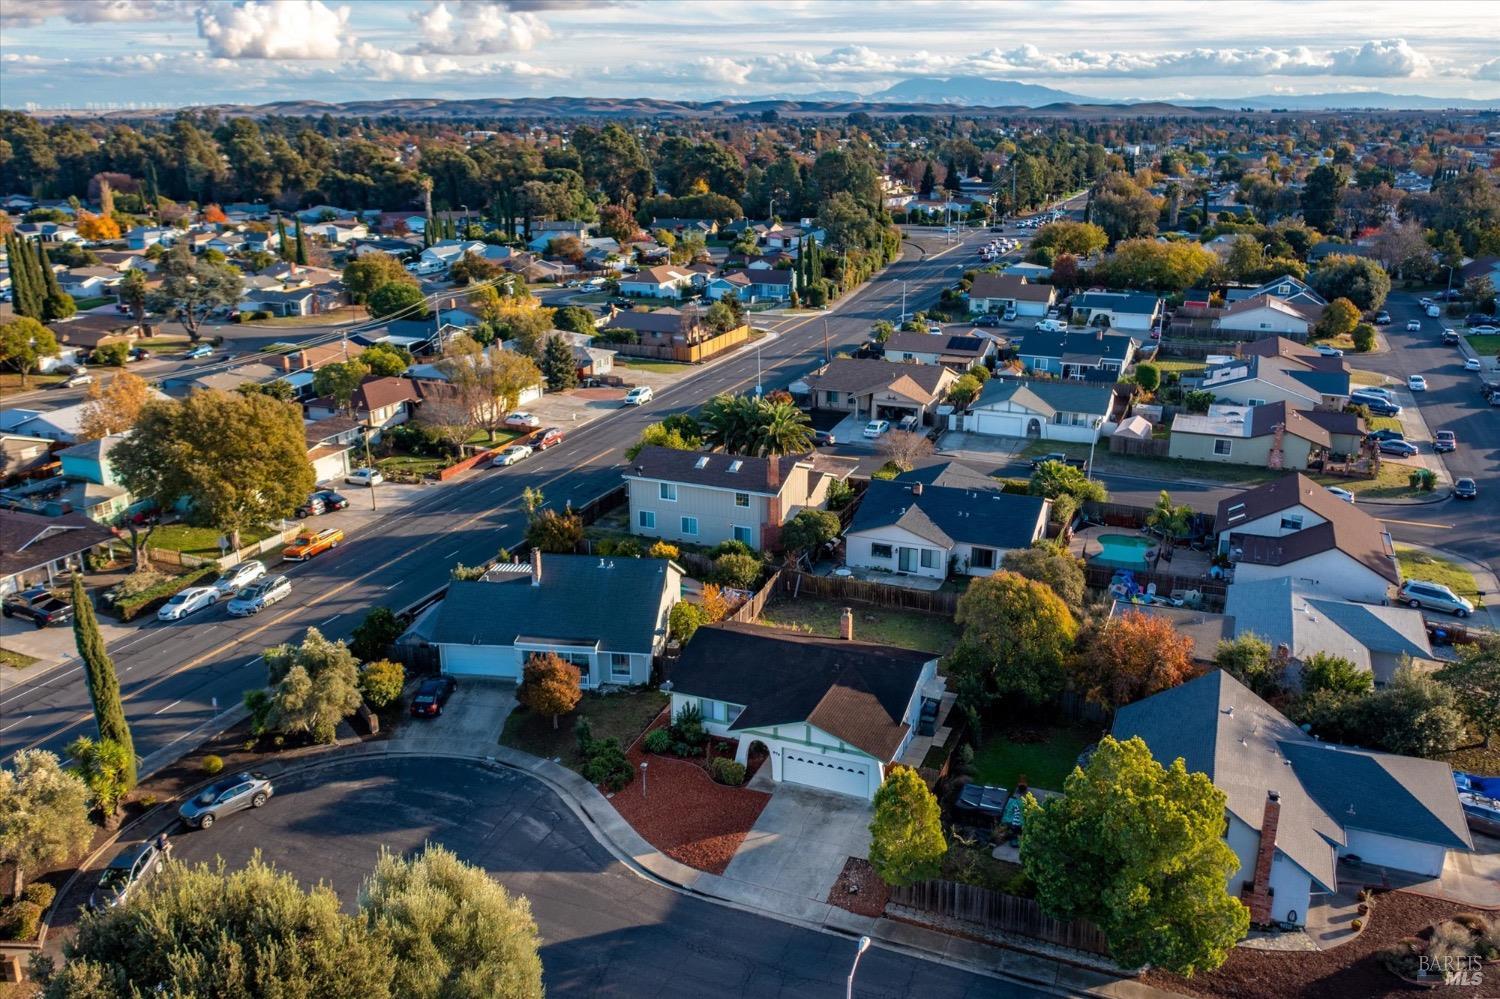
(1091, 534, 1155, 568)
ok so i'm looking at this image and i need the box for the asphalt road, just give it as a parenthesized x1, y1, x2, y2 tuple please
(161, 756, 1042, 998)
(0, 226, 1002, 767)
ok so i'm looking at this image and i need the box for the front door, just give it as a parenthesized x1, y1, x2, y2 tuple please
(898, 547, 917, 573)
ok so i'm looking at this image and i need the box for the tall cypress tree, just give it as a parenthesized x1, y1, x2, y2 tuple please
(276, 216, 290, 260)
(294, 225, 308, 265)
(38, 242, 76, 321)
(11, 235, 43, 320)
(144, 161, 159, 220)
(71, 573, 136, 786)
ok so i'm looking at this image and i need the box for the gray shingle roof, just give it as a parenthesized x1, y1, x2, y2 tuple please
(973, 377, 1115, 417)
(429, 555, 677, 654)
(848, 462, 1048, 551)
(1018, 329, 1137, 365)
(1072, 291, 1161, 315)
(624, 445, 825, 496)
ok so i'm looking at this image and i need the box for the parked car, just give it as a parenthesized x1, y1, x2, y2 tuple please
(862, 419, 890, 438)
(64, 372, 94, 388)
(178, 772, 274, 829)
(211, 560, 267, 598)
(184, 344, 213, 359)
(1324, 486, 1356, 504)
(1374, 311, 1392, 325)
(1465, 313, 1497, 326)
(1351, 394, 1401, 416)
(1398, 580, 1474, 618)
(812, 430, 837, 447)
(534, 427, 565, 450)
(1473, 324, 1500, 335)
(1407, 374, 1428, 391)
(1406, 319, 1421, 332)
(157, 586, 218, 621)
(973, 314, 1000, 327)
(609, 297, 636, 309)
(297, 490, 349, 518)
(345, 467, 383, 487)
(409, 676, 457, 718)
(503, 412, 540, 429)
(491, 444, 533, 467)
(2, 586, 73, 628)
(1443, 329, 1460, 345)
(927, 323, 943, 334)
(88, 842, 164, 911)
(1002, 308, 1018, 322)
(1377, 439, 1419, 458)
(623, 386, 654, 406)
(1434, 431, 1458, 453)
(1454, 478, 1478, 499)
(283, 527, 343, 561)
(1365, 428, 1406, 443)
(1030, 451, 1088, 471)
(226, 574, 292, 616)
(1356, 386, 1396, 401)
(1465, 357, 1482, 371)
(1315, 345, 1344, 357)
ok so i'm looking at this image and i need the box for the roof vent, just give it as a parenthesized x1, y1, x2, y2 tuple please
(1346, 803, 1356, 816)
(607, 560, 615, 569)
(1224, 706, 1235, 716)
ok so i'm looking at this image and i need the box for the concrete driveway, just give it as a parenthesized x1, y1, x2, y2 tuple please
(721, 782, 873, 907)
(390, 677, 515, 756)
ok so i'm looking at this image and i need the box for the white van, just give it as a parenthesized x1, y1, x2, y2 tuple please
(1035, 318, 1068, 333)
(1426, 304, 1441, 318)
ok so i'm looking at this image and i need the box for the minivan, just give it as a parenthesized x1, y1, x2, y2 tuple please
(1398, 580, 1473, 618)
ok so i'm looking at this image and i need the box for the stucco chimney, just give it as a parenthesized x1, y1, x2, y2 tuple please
(839, 606, 854, 641)
(911, 482, 924, 496)
(530, 549, 542, 587)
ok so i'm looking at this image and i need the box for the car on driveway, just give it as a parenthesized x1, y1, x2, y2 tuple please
(226, 574, 291, 616)
(1325, 486, 1357, 504)
(157, 586, 218, 622)
(1316, 345, 1344, 357)
(178, 772, 274, 829)
(1398, 580, 1473, 618)
(296, 490, 349, 517)
(89, 841, 164, 911)
(1407, 374, 1428, 391)
(1352, 394, 1401, 416)
(534, 427, 565, 450)
(1434, 431, 1457, 453)
(2, 586, 73, 628)
(812, 429, 837, 447)
(1365, 428, 1405, 443)
(491, 444, 533, 467)
(1472, 324, 1500, 335)
(862, 419, 890, 438)
(1375, 311, 1392, 325)
(409, 676, 457, 718)
(1466, 357, 1483, 371)
(282, 527, 343, 561)
(503, 412, 540, 429)
(623, 386, 654, 406)
(1406, 320, 1421, 332)
(1454, 478, 1479, 500)
(973, 314, 1000, 327)
(211, 560, 267, 598)
(345, 467, 383, 487)
(1377, 439, 1419, 458)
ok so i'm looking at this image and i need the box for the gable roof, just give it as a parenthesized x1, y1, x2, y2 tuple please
(1216, 474, 1398, 583)
(668, 622, 933, 759)
(354, 376, 421, 412)
(973, 377, 1115, 417)
(883, 332, 990, 358)
(1018, 328, 1137, 365)
(624, 445, 852, 497)
(429, 555, 677, 654)
(849, 461, 1048, 550)
(968, 273, 1055, 302)
(1071, 290, 1161, 315)
(1171, 402, 1332, 448)
(602, 307, 700, 335)
(1221, 294, 1321, 326)
(0, 509, 114, 581)
(802, 357, 954, 403)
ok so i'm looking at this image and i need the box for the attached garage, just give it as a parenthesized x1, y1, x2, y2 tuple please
(970, 411, 1038, 438)
(781, 748, 874, 799)
(438, 644, 519, 680)
(1341, 829, 1449, 877)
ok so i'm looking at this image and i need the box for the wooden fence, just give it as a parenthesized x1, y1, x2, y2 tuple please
(609, 324, 751, 363)
(1084, 563, 1227, 610)
(781, 570, 961, 616)
(889, 880, 1112, 957)
(1107, 436, 1171, 457)
(725, 568, 783, 624)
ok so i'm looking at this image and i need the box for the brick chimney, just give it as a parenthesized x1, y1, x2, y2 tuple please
(530, 549, 542, 587)
(839, 606, 854, 641)
(762, 456, 784, 551)
(1239, 790, 1281, 926)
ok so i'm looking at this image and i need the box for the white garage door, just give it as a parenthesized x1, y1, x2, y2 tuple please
(441, 645, 518, 679)
(782, 749, 872, 799)
(974, 412, 1025, 438)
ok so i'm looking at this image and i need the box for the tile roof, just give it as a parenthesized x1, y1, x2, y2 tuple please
(848, 462, 1048, 551)
(668, 623, 934, 759)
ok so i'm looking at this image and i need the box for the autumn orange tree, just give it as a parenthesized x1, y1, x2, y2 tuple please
(699, 583, 731, 623)
(79, 370, 151, 440)
(76, 211, 121, 241)
(519, 652, 582, 730)
(1074, 609, 1196, 710)
(201, 203, 229, 224)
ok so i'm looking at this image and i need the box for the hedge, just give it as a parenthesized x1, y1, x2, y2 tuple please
(112, 566, 217, 621)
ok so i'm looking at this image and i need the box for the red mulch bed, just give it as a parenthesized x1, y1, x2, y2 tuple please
(1143, 891, 1497, 999)
(826, 857, 890, 917)
(603, 711, 770, 875)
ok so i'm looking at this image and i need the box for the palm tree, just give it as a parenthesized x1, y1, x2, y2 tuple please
(700, 393, 757, 454)
(752, 401, 813, 456)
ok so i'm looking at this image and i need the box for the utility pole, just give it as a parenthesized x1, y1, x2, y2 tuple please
(822, 318, 830, 364)
(362, 433, 378, 511)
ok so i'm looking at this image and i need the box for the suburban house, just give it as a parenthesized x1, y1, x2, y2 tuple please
(618, 264, 699, 298)
(704, 271, 754, 303)
(427, 552, 680, 686)
(304, 415, 360, 483)
(0, 434, 58, 484)
(527, 224, 592, 253)
(0, 509, 114, 596)
(1296, 408, 1366, 455)
(761, 225, 825, 253)
(1110, 601, 1234, 666)
(125, 226, 172, 250)
(1015, 328, 1138, 379)
(1216, 474, 1400, 603)
(1168, 402, 1334, 470)
(304, 376, 422, 435)
(966, 273, 1057, 317)
(881, 332, 995, 370)
(1002, 261, 1052, 281)
(600, 308, 721, 349)
(796, 357, 957, 428)
(1113, 670, 1472, 929)
(651, 218, 719, 240)
(1225, 577, 1435, 689)
(957, 377, 1115, 442)
(55, 435, 132, 523)
(666, 622, 941, 801)
(48, 315, 141, 352)
(544, 329, 616, 380)
(623, 445, 856, 550)
(1216, 294, 1323, 340)
(0, 391, 162, 443)
(240, 287, 321, 318)
(418, 239, 495, 272)
(1242, 274, 1329, 309)
(1200, 352, 1351, 410)
(1069, 291, 1163, 332)
(740, 267, 796, 301)
(844, 462, 1049, 580)
(1457, 255, 1500, 289)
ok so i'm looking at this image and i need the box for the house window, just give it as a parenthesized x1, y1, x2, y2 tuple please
(970, 547, 996, 570)
(1248, 398, 1265, 407)
(681, 516, 699, 536)
(638, 510, 655, 529)
(1280, 515, 1304, 531)
(732, 525, 753, 545)
(919, 549, 938, 570)
(734, 492, 750, 508)
(1213, 439, 1232, 456)
(870, 542, 894, 559)
(610, 653, 632, 679)
(659, 482, 677, 502)
(701, 699, 726, 723)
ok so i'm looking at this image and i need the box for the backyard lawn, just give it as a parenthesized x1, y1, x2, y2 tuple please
(1150, 358, 1206, 375)
(502, 689, 668, 772)
(970, 723, 1099, 793)
(1395, 545, 1482, 604)
(758, 596, 960, 655)
(149, 523, 280, 557)
(375, 454, 449, 477)
(1020, 440, 1281, 486)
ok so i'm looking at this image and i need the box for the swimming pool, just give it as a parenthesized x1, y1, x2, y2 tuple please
(1090, 534, 1155, 568)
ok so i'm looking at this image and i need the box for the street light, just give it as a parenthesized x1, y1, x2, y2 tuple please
(846, 936, 872, 999)
(1086, 417, 1104, 482)
(640, 761, 648, 798)
(754, 339, 764, 397)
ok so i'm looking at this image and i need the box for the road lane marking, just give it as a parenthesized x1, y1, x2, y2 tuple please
(1379, 517, 1453, 529)
(154, 700, 182, 715)
(442, 548, 462, 558)
(318, 615, 340, 627)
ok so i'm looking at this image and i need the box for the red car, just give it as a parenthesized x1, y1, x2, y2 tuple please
(534, 427, 565, 450)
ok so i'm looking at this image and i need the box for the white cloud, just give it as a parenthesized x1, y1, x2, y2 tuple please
(1327, 39, 1432, 77)
(1479, 57, 1500, 82)
(0, 0, 190, 27)
(409, 1, 549, 55)
(349, 42, 566, 82)
(197, 1, 352, 59)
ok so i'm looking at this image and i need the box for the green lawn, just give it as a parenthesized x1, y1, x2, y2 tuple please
(1395, 545, 1482, 604)
(758, 597, 960, 655)
(1366, 416, 1402, 432)
(1465, 334, 1500, 356)
(0, 372, 67, 396)
(501, 689, 667, 772)
(149, 523, 279, 557)
(1020, 440, 1280, 485)
(72, 296, 113, 310)
(1151, 358, 1206, 374)
(970, 724, 1099, 792)
(617, 358, 692, 376)
(463, 429, 522, 447)
(0, 648, 41, 669)
(375, 454, 448, 477)
(1312, 464, 1427, 501)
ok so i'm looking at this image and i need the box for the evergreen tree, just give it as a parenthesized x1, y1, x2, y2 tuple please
(919, 161, 936, 199)
(38, 242, 76, 321)
(540, 334, 578, 391)
(144, 161, 159, 220)
(16, 234, 45, 320)
(294, 224, 308, 265)
(71, 573, 136, 786)
(276, 216, 290, 260)
(4, 235, 33, 318)
(944, 157, 964, 193)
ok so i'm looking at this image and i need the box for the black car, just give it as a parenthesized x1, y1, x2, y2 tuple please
(1454, 478, 1479, 500)
(1360, 397, 1402, 416)
(2, 586, 73, 628)
(297, 490, 350, 517)
(410, 676, 457, 717)
(1466, 313, 1497, 326)
(610, 297, 636, 310)
(973, 314, 1001, 327)
(812, 429, 837, 447)
(1364, 428, 1406, 443)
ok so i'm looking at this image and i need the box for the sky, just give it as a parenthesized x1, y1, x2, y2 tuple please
(2, 0, 1499, 110)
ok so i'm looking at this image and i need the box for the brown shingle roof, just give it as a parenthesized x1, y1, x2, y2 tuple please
(1217, 473, 1398, 583)
(803, 357, 954, 402)
(0, 510, 114, 582)
(355, 376, 421, 412)
(968, 273, 1055, 302)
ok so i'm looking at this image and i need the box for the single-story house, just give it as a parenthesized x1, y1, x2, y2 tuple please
(241, 287, 320, 318)
(956, 377, 1114, 443)
(1110, 601, 1234, 666)
(618, 265, 699, 299)
(0, 434, 59, 484)
(350, 237, 422, 259)
(651, 218, 719, 240)
(544, 329, 615, 379)
(1217, 474, 1400, 604)
(1069, 291, 1163, 332)
(881, 332, 995, 370)
(1225, 577, 1435, 689)
(125, 227, 170, 251)
(624, 445, 856, 550)
(304, 415, 360, 483)
(967, 273, 1056, 317)
(600, 307, 717, 348)
(1217, 294, 1322, 340)
(527, 225, 592, 253)
(418, 239, 491, 272)
(845, 462, 1048, 579)
(742, 267, 795, 301)
(305, 376, 422, 434)
(429, 553, 680, 686)
(666, 622, 941, 800)
(0, 509, 115, 596)
(1168, 402, 1333, 470)
(761, 225, 824, 253)
(1002, 261, 1052, 281)
(704, 272, 754, 303)
(796, 357, 957, 427)
(1015, 328, 1137, 379)
(1298, 408, 1366, 455)
(1224, 275, 1328, 310)
(1113, 670, 1472, 928)
(48, 315, 141, 352)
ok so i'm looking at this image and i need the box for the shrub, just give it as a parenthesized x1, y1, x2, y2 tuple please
(1351, 323, 1376, 352)
(21, 884, 55, 911)
(709, 539, 754, 559)
(643, 728, 673, 754)
(1351, 918, 1363, 931)
(580, 738, 633, 791)
(200, 754, 224, 775)
(713, 552, 762, 589)
(137, 792, 159, 808)
(359, 659, 406, 709)
(3, 901, 42, 941)
(709, 757, 747, 786)
(349, 607, 404, 662)
(1408, 468, 1437, 491)
(825, 477, 856, 511)
(574, 717, 594, 756)
(871, 460, 902, 480)
(612, 538, 642, 558)
(647, 541, 680, 560)
(672, 701, 706, 746)
(669, 601, 708, 643)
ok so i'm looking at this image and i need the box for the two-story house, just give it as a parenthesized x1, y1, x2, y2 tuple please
(1200, 353, 1351, 410)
